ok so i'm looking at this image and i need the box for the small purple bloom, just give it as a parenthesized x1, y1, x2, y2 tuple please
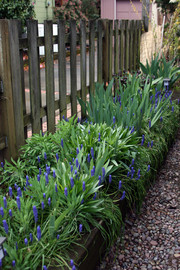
(109, 175, 112, 184)
(16, 196, 21, 211)
(137, 169, 140, 176)
(147, 165, 150, 172)
(44, 152, 47, 160)
(64, 187, 68, 197)
(26, 175, 30, 186)
(87, 154, 91, 163)
(160, 117, 163, 122)
(16, 242, 18, 250)
(72, 266, 76, 270)
(24, 238, 28, 246)
(91, 147, 94, 159)
(61, 139, 64, 148)
(113, 116, 116, 124)
(33, 206, 38, 223)
(9, 209, 12, 217)
(82, 181, 85, 192)
(102, 167, 105, 179)
(17, 187, 22, 197)
(131, 126, 135, 134)
(98, 133, 101, 142)
(37, 226, 41, 241)
(76, 147, 79, 155)
(43, 193, 46, 199)
(3, 197, 7, 208)
(53, 170, 56, 179)
(14, 183, 18, 190)
(70, 177, 74, 188)
(55, 184, 58, 192)
(39, 168, 42, 175)
(172, 106, 174, 112)
(79, 224, 83, 233)
(81, 199, 84, 204)
(93, 192, 97, 200)
(9, 186, 13, 197)
(30, 233, 33, 243)
(120, 191, 126, 200)
(37, 174, 40, 182)
(45, 173, 49, 184)
(147, 142, 150, 148)
(41, 201, 44, 210)
(127, 171, 130, 177)
(57, 234, 60, 240)
(81, 144, 83, 149)
(98, 175, 102, 186)
(74, 170, 77, 176)
(3, 248, 7, 256)
(76, 158, 79, 168)
(3, 220, 8, 234)
(48, 197, 51, 206)
(131, 159, 134, 165)
(37, 156, 40, 163)
(12, 260, 15, 267)
(46, 166, 50, 175)
(70, 259, 74, 267)
(118, 181, 122, 190)
(56, 153, 59, 161)
(88, 130, 90, 134)
(151, 141, 153, 148)
(1, 162, 4, 168)
(0, 207, 4, 217)
(141, 134, 145, 146)
(43, 266, 47, 270)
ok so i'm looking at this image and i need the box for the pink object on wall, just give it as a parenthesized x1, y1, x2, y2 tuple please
(101, 0, 116, 20)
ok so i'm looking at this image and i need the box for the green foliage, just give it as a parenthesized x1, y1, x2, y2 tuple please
(81, 0, 100, 20)
(0, 0, 35, 28)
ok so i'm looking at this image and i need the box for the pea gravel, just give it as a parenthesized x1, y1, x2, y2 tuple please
(96, 128, 180, 270)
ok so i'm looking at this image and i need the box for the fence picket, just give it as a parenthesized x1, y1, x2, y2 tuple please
(58, 20, 67, 120)
(108, 20, 113, 81)
(114, 20, 119, 76)
(97, 20, 103, 84)
(119, 20, 125, 73)
(125, 20, 130, 71)
(89, 20, 95, 95)
(70, 20, 77, 117)
(27, 20, 41, 134)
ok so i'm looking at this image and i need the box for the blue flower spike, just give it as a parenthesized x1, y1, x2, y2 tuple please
(24, 238, 28, 246)
(64, 187, 68, 197)
(79, 224, 83, 233)
(9, 187, 13, 198)
(33, 206, 38, 223)
(12, 260, 15, 268)
(109, 175, 112, 184)
(118, 181, 122, 190)
(16, 196, 21, 211)
(3, 197, 7, 208)
(43, 266, 47, 270)
(3, 220, 8, 234)
(120, 191, 126, 201)
(82, 181, 85, 192)
(9, 209, 12, 217)
(0, 207, 4, 217)
(37, 226, 41, 241)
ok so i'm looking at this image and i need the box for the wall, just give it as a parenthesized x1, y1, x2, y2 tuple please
(101, 0, 116, 20)
(116, 0, 142, 20)
(33, 0, 55, 23)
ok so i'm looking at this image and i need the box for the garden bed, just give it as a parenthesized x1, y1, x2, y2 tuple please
(0, 63, 180, 269)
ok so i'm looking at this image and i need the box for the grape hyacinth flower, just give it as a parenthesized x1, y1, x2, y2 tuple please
(93, 192, 97, 200)
(43, 266, 47, 270)
(39, 168, 42, 175)
(44, 152, 47, 160)
(81, 199, 84, 204)
(88, 130, 90, 134)
(33, 206, 38, 223)
(41, 201, 44, 210)
(57, 234, 60, 240)
(9, 186, 13, 197)
(37, 226, 41, 241)
(64, 187, 68, 197)
(87, 154, 91, 163)
(3, 220, 8, 234)
(53, 170, 56, 179)
(81, 143, 83, 150)
(48, 198, 51, 206)
(43, 193, 46, 199)
(70, 259, 74, 267)
(55, 184, 58, 192)
(37, 156, 40, 163)
(91, 168, 95, 177)
(3, 197, 7, 208)
(102, 167, 105, 180)
(172, 106, 174, 112)
(70, 177, 74, 188)
(15, 242, 18, 250)
(131, 158, 134, 165)
(91, 147, 94, 159)
(118, 181, 122, 190)
(9, 209, 12, 217)
(109, 175, 112, 184)
(147, 165, 150, 172)
(74, 170, 78, 176)
(76, 158, 79, 168)
(79, 224, 83, 233)
(30, 233, 33, 243)
(16, 196, 21, 211)
(113, 116, 116, 125)
(141, 134, 145, 146)
(3, 248, 7, 256)
(0, 207, 4, 217)
(120, 191, 126, 200)
(147, 142, 150, 148)
(56, 153, 59, 162)
(24, 238, 28, 246)
(17, 187, 22, 197)
(76, 147, 79, 155)
(37, 174, 40, 182)
(46, 166, 50, 175)
(127, 171, 130, 177)
(26, 175, 30, 187)
(72, 266, 76, 270)
(98, 133, 101, 142)
(45, 173, 49, 184)
(151, 141, 153, 148)
(82, 181, 85, 192)
(160, 117, 163, 122)
(12, 260, 15, 267)
(1, 162, 4, 168)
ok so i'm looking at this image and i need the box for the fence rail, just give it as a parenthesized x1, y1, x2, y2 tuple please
(0, 19, 142, 161)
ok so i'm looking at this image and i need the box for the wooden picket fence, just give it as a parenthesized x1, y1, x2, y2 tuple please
(0, 19, 142, 161)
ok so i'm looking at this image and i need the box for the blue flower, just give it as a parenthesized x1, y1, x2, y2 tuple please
(37, 226, 41, 241)
(109, 175, 112, 184)
(9, 209, 12, 217)
(37, 156, 40, 163)
(79, 224, 83, 233)
(71, 165, 73, 173)
(53, 170, 56, 179)
(33, 206, 38, 223)
(87, 154, 91, 163)
(70, 259, 74, 267)
(9, 187, 13, 197)
(0, 259, 2, 267)
(72, 265, 76, 270)
(16, 196, 21, 211)
(160, 117, 163, 122)
(48, 198, 51, 206)
(102, 167, 105, 179)
(56, 153, 59, 161)
(141, 134, 145, 146)
(26, 175, 30, 187)
(45, 173, 49, 184)
(39, 168, 42, 175)
(147, 165, 150, 172)
(113, 116, 116, 125)
(55, 184, 58, 192)
(70, 177, 74, 188)
(15, 242, 18, 250)
(131, 126, 135, 134)
(118, 181, 122, 190)
(81, 144, 83, 149)
(43, 193, 46, 199)
(131, 158, 134, 165)
(1, 162, 4, 168)
(57, 234, 60, 240)
(91, 168, 94, 177)
(37, 174, 40, 182)
(120, 191, 126, 200)
(82, 181, 85, 192)
(64, 187, 68, 197)
(3, 220, 8, 234)
(172, 106, 174, 112)
(24, 238, 28, 246)
(98, 175, 101, 186)
(151, 141, 153, 148)
(43, 266, 47, 270)
(91, 147, 94, 159)
(76, 147, 79, 155)
(93, 192, 97, 200)
(46, 165, 50, 175)
(17, 187, 22, 197)
(41, 201, 45, 210)
(12, 260, 15, 267)
(0, 207, 4, 217)
(76, 158, 79, 168)
(44, 152, 47, 160)
(98, 133, 101, 142)
(61, 139, 64, 148)
(3, 197, 7, 209)
(30, 233, 33, 243)
(147, 142, 150, 148)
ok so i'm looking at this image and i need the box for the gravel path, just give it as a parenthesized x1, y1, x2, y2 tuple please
(97, 128, 180, 270)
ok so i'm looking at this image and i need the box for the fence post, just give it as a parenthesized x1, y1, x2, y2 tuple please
(102, 19, 109, 86)
(119, 20, 125, 73)
(137, 21, 142, 69)
(108, 20, 113, 82)
(97, 20, 103, 84)
(89, 20, 95, 95)
(142, 0, 150, 32)
(0, 19, 24, 161)
(125, 20, 130, 72)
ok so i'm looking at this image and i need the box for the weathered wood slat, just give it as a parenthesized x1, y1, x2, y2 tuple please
(8, 20, 25, 149)
(119, 20, 125, 73)
(129, 20, 134, 72)
(70, 20, 77, 117)
(137, 21, 142, 69)
(80, 20, 87, 119)
(89, 20, 96, 95)
(97, 20, 103, 84)
(108, 20, 113, 81)
(133, 21, 138, 71)
(27, 20, 41, 134)
(125, 20, 130, 72)
(114, 20, 119, 76)
(102, 20, 109, 84)
(58, 20, 67, 120)
(44, 20, 55, 133)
